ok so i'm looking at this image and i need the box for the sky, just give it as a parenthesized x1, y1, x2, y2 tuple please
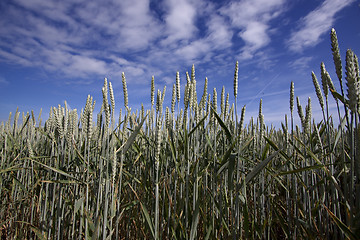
(0, 0, 359, 128)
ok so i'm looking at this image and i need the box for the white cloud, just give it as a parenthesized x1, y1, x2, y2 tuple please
(69, 55, 108, 75)
(221, 0, 287, 59)
(116, 0, 162, 50)
(162, 0, 197, 44)
(0, 49, 33, 66)
(287, 0, 355, 52)
(222, 0, 286, 26)
(175, 40, 211, 63)
(238, 22, 270, 59)
(206, 14, 233, 49)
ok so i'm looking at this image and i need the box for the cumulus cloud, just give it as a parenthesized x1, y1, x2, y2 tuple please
(287, 0, 355, 52)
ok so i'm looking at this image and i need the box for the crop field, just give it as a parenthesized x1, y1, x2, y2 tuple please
(0, 29, 359, 239)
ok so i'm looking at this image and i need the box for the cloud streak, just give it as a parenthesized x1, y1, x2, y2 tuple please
(287, 0, 355, 52)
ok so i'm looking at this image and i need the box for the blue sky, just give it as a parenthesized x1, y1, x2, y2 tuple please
(0, 0, 359, 127)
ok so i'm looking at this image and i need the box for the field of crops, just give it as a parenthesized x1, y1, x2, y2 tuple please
(1, 29, 359, 239)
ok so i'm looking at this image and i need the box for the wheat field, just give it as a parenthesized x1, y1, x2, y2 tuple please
(0, 28, 359, 239)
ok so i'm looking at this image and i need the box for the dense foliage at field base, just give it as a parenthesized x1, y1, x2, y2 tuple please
(0, 28, 359, 239)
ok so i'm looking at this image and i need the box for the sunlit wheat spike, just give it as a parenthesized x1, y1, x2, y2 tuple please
(312, 71, 324, 110)
(171, 84, 176, 116)
(225, 93, 229, 118)
(283, 114, 289, 147)
(192, 88, 198, 110)
(331, 28, 343, 83)
(165, 107, 170, 129)
(84, 95, 94, 140)
(320, 62, 329, 99)
(102, 86, 110, 129)
(206, 93, 211, 117)
(177, 108, 183, 131)
(194, 104, 200, 123)
(192, 79, 197, 106)
(212, 88, 217, 113)
(70, 109, 78, 139)
(27, 138, 34, 158)
(141, 104, 144, 120)
(156, 89, 161, 114)
(345, 49, 360, 114)
(184, 83, 191, 109)
(13, 108, 19, 136)
(239, 105, 246, 131)
(290, 81, 294, 114)
(234, 61, 239, 98)
(151, 76, 155, 107)
(297, 97, 305, 127)
(63, 108, 69, 137)
(121, 72, 129, 110)
(189, 82, 194, 110)
(103, 78, 108, 95)
(186, 71, 191, 85)
(200, 77, 208, 110)
(161, 86, 166, 106)
(191, 64, 195, 82)
(109, 81, 115, 115)
(53, 105, 63, 138)
(6, 111, 12, 133)
(176, 72, 180, 103)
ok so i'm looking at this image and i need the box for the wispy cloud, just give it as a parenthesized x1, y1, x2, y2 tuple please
(287, 0, 355, 52)
(206, 14, 233, 50)
(220, 0, 287, 59)
(288, 56, 314, 72)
